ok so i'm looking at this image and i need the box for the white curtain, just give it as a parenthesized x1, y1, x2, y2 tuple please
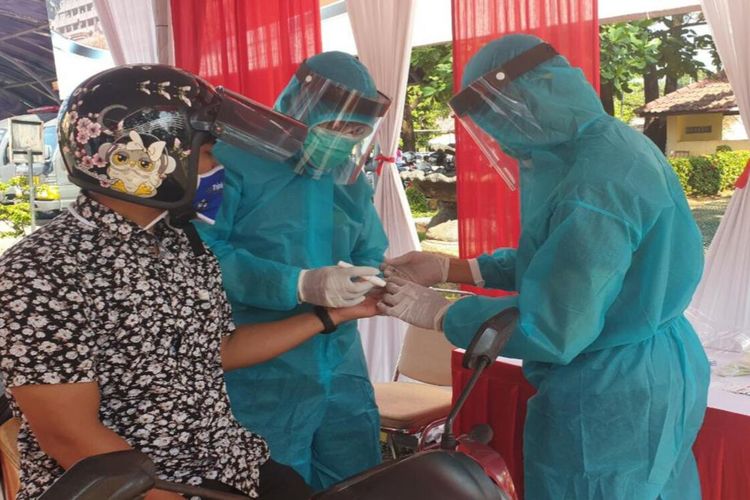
(93, 0, 174, 65)
(347, 0, 421, 382)
(687, 0, 750, 352)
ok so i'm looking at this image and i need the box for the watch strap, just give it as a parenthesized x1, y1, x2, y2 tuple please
(313, 306, 337, 334)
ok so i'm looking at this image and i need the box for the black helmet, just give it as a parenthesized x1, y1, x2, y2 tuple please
(58, 64, 307, 212)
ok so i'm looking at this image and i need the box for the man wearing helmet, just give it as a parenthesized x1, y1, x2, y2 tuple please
(0, 65, 379, 499)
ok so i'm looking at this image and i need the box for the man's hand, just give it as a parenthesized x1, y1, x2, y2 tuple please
(329, 291, 384, 324)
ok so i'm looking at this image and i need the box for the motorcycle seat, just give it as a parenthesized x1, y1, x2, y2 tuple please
(313, 450, 508, 500)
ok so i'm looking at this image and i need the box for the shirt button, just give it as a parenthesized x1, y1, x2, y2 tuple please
(197, 289, 211, 301)
(148, 245, 160, 258)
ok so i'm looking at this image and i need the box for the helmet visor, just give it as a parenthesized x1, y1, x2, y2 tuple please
(194, 87, 308, 162)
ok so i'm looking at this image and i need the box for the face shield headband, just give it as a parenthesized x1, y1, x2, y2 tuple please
(449, 43, 559, 190)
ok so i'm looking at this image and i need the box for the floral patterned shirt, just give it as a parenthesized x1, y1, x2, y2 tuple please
(0, 194, 269, 499)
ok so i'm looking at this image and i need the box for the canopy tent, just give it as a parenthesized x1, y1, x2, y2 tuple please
(42, 0, 750, 376)
(0, 0, 58, 120)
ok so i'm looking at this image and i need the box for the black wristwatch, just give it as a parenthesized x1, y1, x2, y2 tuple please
(313, 306, 337, 334)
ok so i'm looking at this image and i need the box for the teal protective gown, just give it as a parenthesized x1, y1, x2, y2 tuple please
(444, 35, 710, 499)
(197, 52, 388, 489)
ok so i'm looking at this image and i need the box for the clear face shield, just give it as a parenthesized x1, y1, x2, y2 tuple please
(191, 87, 308, 162)
(449, 43, 559, 190)
(283, 63, 392, 184)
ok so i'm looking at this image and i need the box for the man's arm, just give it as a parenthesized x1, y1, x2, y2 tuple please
(221, 295, 380, 371)
(11, 382, 182, 500)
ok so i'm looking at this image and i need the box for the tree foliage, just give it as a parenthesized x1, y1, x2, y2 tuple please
(600, 13, 721, 119)
(650, 13, 720, 93)
(401, 44, 453, 151)
(600, 22, 660, 98)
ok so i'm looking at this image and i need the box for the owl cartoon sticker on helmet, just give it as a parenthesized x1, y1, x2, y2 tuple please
(99, 131, 177, 198)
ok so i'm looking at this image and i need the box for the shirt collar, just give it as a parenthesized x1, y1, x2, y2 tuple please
(70, 193, 172, 241)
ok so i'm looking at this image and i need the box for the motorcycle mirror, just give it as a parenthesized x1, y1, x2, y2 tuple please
(462, 308, 519, 370)
(441, 308, 519, 451)
(39, 450, 156, 500)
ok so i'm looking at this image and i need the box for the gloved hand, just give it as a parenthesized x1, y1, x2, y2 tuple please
(381, 251, 450, 287)
(299, 265, 381, 307)
(377, 277, 452, 331)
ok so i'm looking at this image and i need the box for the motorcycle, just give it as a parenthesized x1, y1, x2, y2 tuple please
(38, 308, 520, 500)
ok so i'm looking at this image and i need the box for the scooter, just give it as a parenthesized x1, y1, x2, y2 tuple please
(38, 308, 520, 500)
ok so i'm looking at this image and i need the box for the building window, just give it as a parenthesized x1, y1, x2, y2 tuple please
(685, 126, 712, 134)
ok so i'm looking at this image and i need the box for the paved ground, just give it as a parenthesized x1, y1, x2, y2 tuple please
(688, 194, 732, 250)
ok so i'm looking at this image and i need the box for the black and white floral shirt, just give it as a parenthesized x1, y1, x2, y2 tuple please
(0, 194, 269, 499)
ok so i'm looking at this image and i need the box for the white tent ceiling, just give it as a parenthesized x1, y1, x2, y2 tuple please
(321, 0, 702, 53)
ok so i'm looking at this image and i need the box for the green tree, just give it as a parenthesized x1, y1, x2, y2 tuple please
(642, 13, 720, 150)
(614, 81, 646, 125)
(649, 13, 720, 96)
(401, 44, 453, 151)
(600, 13, 722, 150)
(600, 22, 660, 115)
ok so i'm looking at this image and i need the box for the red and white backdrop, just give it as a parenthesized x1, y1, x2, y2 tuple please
(171, 0, 321, 106)
(452, 0, 599, 295)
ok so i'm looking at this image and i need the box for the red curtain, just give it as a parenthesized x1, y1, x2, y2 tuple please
(451, 0, 599, 295)
(171, 0, 322, 106)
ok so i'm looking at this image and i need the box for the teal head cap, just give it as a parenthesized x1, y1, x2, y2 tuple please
(454, 34, 604, 165)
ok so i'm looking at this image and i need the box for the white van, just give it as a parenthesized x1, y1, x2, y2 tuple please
(34, 119, 80, 218)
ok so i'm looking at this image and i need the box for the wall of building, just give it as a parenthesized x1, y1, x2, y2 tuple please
(50, 0, 99, 38)
(666, 113, 750, 156)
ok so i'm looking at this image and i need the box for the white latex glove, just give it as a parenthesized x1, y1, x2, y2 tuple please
(298, 265, 381, 308)
(381, 251, 450, 287)
(377, 277, 452, 331)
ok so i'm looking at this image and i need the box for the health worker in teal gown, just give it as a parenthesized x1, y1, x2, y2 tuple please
(198, 51, 391, 489)
(379, 34, 710, 500)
